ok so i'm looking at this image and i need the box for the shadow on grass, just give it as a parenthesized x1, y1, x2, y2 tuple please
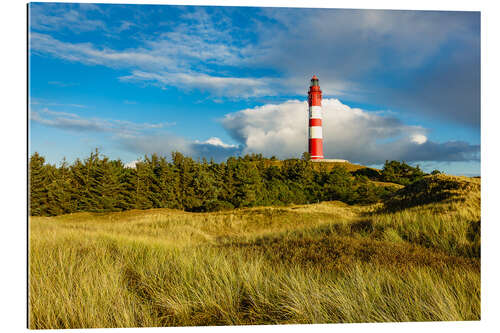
(382, 175, 478, 212)
(218, 233, 479, 273)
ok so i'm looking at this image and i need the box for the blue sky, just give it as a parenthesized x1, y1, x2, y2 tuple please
(28, 2, 480, 175)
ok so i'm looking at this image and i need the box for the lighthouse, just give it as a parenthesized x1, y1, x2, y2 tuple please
(308, 75, 323, 160)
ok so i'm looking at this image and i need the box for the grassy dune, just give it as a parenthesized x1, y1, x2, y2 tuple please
(29, 175, 480, 328)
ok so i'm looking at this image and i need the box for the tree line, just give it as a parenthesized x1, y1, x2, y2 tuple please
(29, 150, 429, 216)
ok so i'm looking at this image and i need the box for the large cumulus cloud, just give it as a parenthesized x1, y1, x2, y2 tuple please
(221, 99, 479, 165)
(30, 99, 479, 165)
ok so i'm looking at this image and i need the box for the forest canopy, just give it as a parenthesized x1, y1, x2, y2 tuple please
(29, 150, 427, 216)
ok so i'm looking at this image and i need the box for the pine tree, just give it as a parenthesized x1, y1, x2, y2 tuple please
(70, 149, 104, 212)
(95, 157, 124, 212)
(117, 165, 137, 211)
(191, 160, 218, 211)
(232, 158, 262, 208)
(46, 158, 75, 215)
(154, 155, 179, 209)
(134, 159, 154, 210)
(29, 153, 52, 215)
(171, 152, 202, 210)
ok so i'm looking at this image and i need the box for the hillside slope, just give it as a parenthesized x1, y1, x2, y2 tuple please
(268, 159, 377, 173)
(29, 175, 480, 328)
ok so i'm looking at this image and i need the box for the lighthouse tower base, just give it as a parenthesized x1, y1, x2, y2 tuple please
(310, 159, 349, 163)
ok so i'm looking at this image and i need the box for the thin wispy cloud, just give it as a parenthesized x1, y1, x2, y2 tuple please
(29, 5, 275, 99)
(29, 2, 137, 35)
(30, 106, 240, 162)
(29, 28, 267, 98)
(120, 71, 276, 98)
(29, 3, 106, 33)
(30, 32, 177, 70)
(30, 108, 175, 137)
(30, 98, 86, 109)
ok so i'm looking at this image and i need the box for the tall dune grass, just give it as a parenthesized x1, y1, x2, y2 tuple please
(29, 175, 480, 328)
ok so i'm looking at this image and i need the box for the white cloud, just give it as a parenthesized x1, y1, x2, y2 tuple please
(124, 160, 140, 169)
(411, 134, 428, 145)
(119, 134, 241, 162)
(28, 6, 282, 99)
(30, 98, 86, 109)
(221, 98, 479, 164)
(29, 6, 248, 74)
(197, 137, 238, 149)
(29, 31, 271, 98)
(30, 3, 106, 33)
(29, 3, 137, 35)
(30, 108, 174, 137)
(120, 71, 274, 98)
(30, 32, 176, 70)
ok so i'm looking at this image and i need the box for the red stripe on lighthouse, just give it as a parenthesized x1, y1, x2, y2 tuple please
(309, 89, 322, 106)
(309, 118, 322, 126)
(309, 139, 323, 159)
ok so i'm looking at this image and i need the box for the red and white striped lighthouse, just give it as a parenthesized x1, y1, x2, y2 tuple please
(308, 75, 323, 160)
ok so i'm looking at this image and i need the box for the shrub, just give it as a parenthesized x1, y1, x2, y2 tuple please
(384, 174, 479, 211)
(381, 160, 425, 186)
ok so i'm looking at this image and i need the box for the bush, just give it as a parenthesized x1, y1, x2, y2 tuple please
(351, 167, 381, 180)
(381, 160, 425, 185)
(384, 174, 479, 211)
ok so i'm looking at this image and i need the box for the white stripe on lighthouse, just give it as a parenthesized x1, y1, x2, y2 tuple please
(309, 126, 323, 139)
(309, 106, 322, 119)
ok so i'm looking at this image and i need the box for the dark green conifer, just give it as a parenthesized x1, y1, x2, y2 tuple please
(29, 152, 52, 216)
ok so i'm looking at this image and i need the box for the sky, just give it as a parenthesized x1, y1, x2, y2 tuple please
(28, 2, 481, 175)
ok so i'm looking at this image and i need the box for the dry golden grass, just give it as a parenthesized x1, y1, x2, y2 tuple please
(268, 159, 373, 173)
(29, 175, 480, 328)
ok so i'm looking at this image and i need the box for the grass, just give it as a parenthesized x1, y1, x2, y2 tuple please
(266, 159, 376, 173)
(29, 175, 480, 328)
